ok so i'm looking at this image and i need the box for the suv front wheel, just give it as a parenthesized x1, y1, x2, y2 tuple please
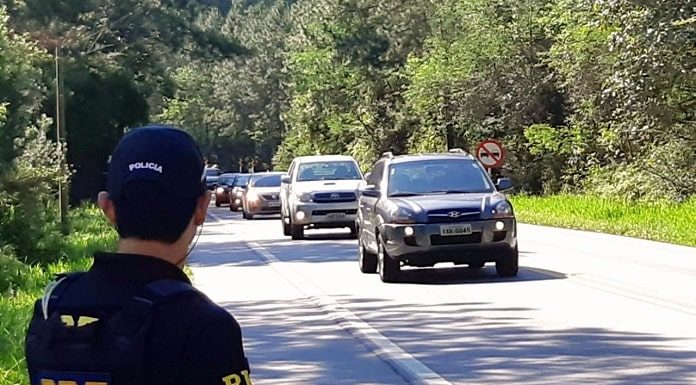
(290, 219, 305, 240)
(358, 237, 377, 274)
(378, 236, 400, 282)
(495, 246, 519, 277)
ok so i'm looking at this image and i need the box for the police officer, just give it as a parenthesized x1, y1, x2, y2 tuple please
(25, 126, 252, 385)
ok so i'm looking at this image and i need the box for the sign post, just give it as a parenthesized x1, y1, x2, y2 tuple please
(475, 139, 505, 175)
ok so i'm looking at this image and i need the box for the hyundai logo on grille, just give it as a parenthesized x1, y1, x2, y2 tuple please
(272, 194, 278, 200)
(448, 211, 464, 218)
(331, 193, 340, 200)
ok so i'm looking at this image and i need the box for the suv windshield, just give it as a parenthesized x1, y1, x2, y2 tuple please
(233, 175, 250, 187)
(387, 159, 493, 196)
(251, 174, 282, 187)
(297, 161, 361, 182)
(218, 175, 236, 185)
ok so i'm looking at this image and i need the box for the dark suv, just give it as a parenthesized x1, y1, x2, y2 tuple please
(356, 150, 517, 282)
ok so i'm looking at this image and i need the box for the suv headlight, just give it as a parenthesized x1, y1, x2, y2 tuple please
(247, 192, 259, 202)
(216, 187, 225, 194)
(390, 206, 417, 224)
(492, 201, 514, 218)
(294, 191, 312, 202)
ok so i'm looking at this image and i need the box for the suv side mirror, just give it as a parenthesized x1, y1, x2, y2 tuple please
(364, 172, 372, 181)
(281, 175, 291, 184)
(496, 178, 513, 191)
(360, 185, 381, 198)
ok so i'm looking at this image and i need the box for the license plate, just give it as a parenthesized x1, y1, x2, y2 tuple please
(327, 212, 346, 220)
(440, 223, 472, 236)
(267, 201, 281, 207)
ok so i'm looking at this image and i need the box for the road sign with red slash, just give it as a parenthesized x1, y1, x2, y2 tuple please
(475, 139, 505, 169)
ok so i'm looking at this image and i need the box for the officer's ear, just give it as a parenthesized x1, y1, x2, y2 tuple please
(97, 191, 117, 226)
(193, 191, 211, 226)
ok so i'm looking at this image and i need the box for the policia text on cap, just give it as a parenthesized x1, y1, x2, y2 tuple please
(25, 126, 252, 385)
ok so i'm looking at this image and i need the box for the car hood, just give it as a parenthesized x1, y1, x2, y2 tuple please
(293, 179, 362, 193)
(392, 192, 508, 221)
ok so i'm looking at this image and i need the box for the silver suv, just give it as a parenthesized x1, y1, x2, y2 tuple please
(280, 155, 364, 240)
(357, 151, 517, 282)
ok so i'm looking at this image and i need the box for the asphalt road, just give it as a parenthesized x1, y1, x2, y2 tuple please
(188, 205, 696, 385)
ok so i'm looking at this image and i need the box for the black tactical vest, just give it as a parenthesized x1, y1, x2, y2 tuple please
(25, 273, 196, 385)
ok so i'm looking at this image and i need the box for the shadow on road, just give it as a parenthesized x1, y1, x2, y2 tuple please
(189, 235, 566, 285)
(221, 294, 696, 385)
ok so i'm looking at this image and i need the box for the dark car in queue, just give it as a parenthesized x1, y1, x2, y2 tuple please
(205, 167, 221, 190)
(356, 150, 517, 283)
(214, 173, 239, 207)
(242, 172, 285, 220)
(229, 174, 251, 212)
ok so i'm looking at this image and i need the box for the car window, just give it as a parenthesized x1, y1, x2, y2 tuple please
(234, 175, 250, 187)
(218, 175, 235, 185)
(296, 161, 361, 181)
(288, 161, 297, 179)
(367, 161, 384, 188)
(387, 159, 492, 196)
(251, 174, 282, 187)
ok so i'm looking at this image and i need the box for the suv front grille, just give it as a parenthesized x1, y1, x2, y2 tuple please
(427, 208, 482, 223)
(312, 192, 357, 203)
(260, 193, 280, 201)
(430, 233, 482, 246)
(312, 209, 358, 216)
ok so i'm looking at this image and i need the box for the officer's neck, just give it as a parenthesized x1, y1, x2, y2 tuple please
(117, 238, 186, 268)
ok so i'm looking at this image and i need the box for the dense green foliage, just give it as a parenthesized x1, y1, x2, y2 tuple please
(0, 206, 117, 385)
(512, 195, 696, 247)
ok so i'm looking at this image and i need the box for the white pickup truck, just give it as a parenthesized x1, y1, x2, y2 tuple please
(280, 155, 364, 240)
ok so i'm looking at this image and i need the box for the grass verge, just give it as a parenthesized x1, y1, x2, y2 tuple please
(511, 195, 696, 247)
(0, 205, 116, 385)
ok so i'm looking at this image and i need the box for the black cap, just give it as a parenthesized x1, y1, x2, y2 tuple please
(108, 126, 205, 201)
(107, 126, 206, 242)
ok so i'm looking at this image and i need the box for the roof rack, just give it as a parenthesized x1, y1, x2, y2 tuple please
(381, 151, 394, 158)
(448, 148, 469, 154)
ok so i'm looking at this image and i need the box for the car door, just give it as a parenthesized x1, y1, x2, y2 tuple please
(359, 161, 384, 252)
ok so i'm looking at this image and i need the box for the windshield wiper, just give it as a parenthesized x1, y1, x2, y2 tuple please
(430, 190, 476, 194)
(389, 192, 422, 197)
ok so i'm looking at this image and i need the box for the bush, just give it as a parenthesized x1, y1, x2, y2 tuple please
(0, 205, 117, 385)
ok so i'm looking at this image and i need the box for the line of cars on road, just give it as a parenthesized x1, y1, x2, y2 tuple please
(211, 150, 518, 282)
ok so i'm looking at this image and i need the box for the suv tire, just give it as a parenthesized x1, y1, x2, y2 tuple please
(215, 200, 221, 207)
(358, 241, 378, 274)
(378, 237, 400, 282)
(282, 216, 291, 236)
(291, 222, 304, 240)
(495, 246, 519, 277)
(349, 224, 358, 239)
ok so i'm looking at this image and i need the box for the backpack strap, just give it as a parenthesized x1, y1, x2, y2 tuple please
(143, 279, 198, 303)
(40, 272, 86, 320)
(111, 279, 198, 339)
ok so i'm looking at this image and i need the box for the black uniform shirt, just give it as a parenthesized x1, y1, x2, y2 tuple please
(56, 252, 251, 385)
